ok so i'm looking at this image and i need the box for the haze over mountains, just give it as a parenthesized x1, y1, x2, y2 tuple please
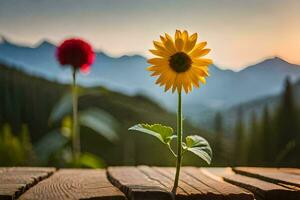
(1, 37, 300, 121)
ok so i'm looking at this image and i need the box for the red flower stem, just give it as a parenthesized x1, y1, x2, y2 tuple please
(72, 68, 80, 162)
(172, 91, 182, 195)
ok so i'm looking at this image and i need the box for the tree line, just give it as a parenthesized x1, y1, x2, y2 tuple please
(212, 77, 300, 167)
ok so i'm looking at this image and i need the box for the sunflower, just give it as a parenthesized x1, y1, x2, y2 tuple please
(147, 30, 212, 93)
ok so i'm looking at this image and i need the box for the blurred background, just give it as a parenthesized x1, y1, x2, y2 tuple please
(0, 0, 299, 168)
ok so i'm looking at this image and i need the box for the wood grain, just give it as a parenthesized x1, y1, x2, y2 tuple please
(19, 169, 126, 200)
(107, 166, 172, 200)
(141, 166, 202, 199)
(0, 167, 56, 173)
(234, 167, 300, 188)
(0, 167, 55, 200)
(109, 166, 255, 200)
(279, 168, 300, 176)
(205, 168, 300, 200)
(182, 167, 254, 200)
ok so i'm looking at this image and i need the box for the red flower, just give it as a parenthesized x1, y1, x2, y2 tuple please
(56, 38, 95, 73)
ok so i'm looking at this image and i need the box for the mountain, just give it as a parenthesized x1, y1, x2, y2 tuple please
(0, 37, 172, 108)
(1, 37, 300, 114)
(185, 57, 300, 128)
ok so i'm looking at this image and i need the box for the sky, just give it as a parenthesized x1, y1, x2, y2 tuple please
(0, 0, 300, 70)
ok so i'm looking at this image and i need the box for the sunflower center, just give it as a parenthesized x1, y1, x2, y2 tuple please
(169, 52, 192, 73)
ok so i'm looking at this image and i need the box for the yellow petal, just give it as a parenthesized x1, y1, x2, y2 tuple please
(155, 74, 164, 84)
(192, 66, 210, 76)
(165, 33, 173, 41)
(189, 80, 193, 92)
(189, 33, 198, 41)
(175, 30, 182, 40)
(147, 65, 167, 73)
(165, 73, 176, 92)
(182, 73, 190, 93)
(151, 71, 161, 76)
(147, 65, 159, 71)
(155, 69, 171, 85)
(176, 74, 184, 93)
(163, 71, 173, 84)
(190, 48, 211, 58)
(199, 77, 206, 84)
(184, 33, 198, 52)
(148, 58, 168, 65)
(149, 49, 170, 57)
(153, 40, 173, 55)
(188, 70, 200, 88)
(192, 58, 213, 66)
(164, 33, 177, 53)
(175, 30, 184, 51)
(192, 79, 200, 88)
(175, 38, 184, 51)
(160, 35, 166, 43)
(153, 41, 169, 53)
(182, 30, 188, 43)
(172, 83, 177, 93)
(172, 74, 179, 93)
(189, 42, 207, 55)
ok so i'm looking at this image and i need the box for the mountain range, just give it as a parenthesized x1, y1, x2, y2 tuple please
(1, 36, 300, 128)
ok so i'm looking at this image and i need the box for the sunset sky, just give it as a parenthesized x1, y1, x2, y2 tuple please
(1, 0, 300, 70)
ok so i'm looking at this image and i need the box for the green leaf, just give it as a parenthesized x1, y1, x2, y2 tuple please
(129, 124, 174, 144)
(169, 135, 177, 142)
(185, 135, 212, 164)
(49, 89, 104, 123)
(35, 130, 69, 163)
(78, 152, 106, 168)
(79, 108, 119, 143)
(49, 92, 72, 123)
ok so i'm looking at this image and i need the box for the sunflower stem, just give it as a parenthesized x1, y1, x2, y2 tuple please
(172, 91, 182, 195)
(72, 68, 80, 164)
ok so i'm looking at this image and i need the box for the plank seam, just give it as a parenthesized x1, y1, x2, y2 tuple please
(106, 169, 130, 199)
(201, 168, 257, 200)
(15, 168, 57, 200)
(233, 168, 300, 190)
(222, 177, 265, 200)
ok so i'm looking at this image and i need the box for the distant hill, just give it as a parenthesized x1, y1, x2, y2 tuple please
(1, 37, 300, 124)
(211, 78, 300, 134)
(0, 63, 212, 166)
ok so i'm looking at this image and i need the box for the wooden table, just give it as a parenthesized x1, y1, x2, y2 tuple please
(0, 167, 299, 200)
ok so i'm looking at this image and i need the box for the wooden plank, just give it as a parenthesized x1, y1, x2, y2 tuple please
(0, 167, 56, 173)
(205, 168, 300, 200)
(137, 166, 188, 197)
(107, 166, 172, 200)
(155, 166, 225, 200)
(109, 166, 254, 200)
(0, 184, 25, 200)
(234, 167, 300, 188)
(279, 168, 300, 176)
(0, 167, 55, 200)
(19, 169, 126, 200)
(182, 167, 254, 200)
(143, 166, 212, 199)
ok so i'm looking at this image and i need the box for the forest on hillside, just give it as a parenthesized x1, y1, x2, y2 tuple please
(0, 63, 299, 168)
(212, 78, 300, 167)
